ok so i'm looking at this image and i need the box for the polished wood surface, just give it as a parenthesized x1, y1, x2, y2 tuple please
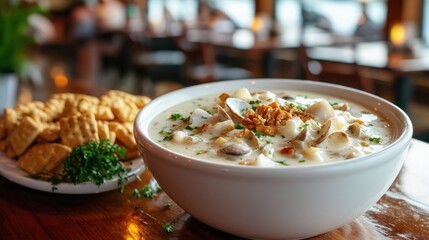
(1, 139, 428, 239)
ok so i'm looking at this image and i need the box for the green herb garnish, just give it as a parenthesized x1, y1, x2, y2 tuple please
(369, 136, 382, 143)
(253, 131, 266, 138)
(249, 99, 261, 105)
(275, 160, 289, 166)
(169, 113, 184, 120)
(133, 180, 163, 198)
(235, 123, 244, 129)
(51, 139, 128, 192)
(162, 223, 174, 233)
(164, 202, 172, 209)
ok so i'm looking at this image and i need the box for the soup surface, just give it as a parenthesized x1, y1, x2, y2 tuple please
(149, 88, 392, 167)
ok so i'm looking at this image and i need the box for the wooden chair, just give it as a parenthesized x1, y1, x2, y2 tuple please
(132, 35, 186, 84)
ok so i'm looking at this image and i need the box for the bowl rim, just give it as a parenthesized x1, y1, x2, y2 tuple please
(134, 79, 413, 175)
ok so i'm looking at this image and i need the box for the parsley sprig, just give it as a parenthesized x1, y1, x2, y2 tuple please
(51, 139, 129, 192)
(132, 179, 162, 198)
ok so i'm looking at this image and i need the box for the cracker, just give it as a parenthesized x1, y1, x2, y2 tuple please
(111, 99, 139, 122)
(61, 98, 81, 118)
(8, 116, 42, 156)
(39, 122, 61, 142)
(97, 121, 110, 141)
(28, 108, 52, 123)
(60, 113, 99, 148)
(16, 101, 44, 114)
(94, 105, 114, 120)
(17, 143, 71, 175)
(41, 144, 72, 173)
(109, 131, 116, 144)
(124, 147, 140, 160)
(115, 124, 136, 148)
(4, 108, 19, 130)
(78, 98, 99, 114)
(134, 96, 151, 109)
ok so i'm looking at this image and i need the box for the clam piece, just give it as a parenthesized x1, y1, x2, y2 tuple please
(293, 127, 307, 142)
(208, 120, 234, 137)
(305, 100, 335, 123)
(225, 98, 252, 123)
(302, 146, 324, 162)
(190, 108, 212, 128)
(243, 129, 259, 149)
(231, 87, 252, 101)
(332, 103, 349, 111)
(278, 117, 304, 141)
(313, 119, 332, 145)
(217, 104, 232, 121)
(325, 132, 350, 150)
(348, 122, 360, 137)
(172, 131, 201, 144)
(221, 143, 251, 156)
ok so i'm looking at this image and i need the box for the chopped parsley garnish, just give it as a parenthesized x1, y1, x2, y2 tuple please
(164, 202, 172, 209)
(288, 102, 307, 112)
(369, 136, 382, 143)
(299, 123, 310, 130)
(169, 113, 183, 120)
(330, 102, 339, 106)
(249, 99, 261, 105)
(235, 123, 244, 129)
(299, 159, 306, 163)
(275, 160, 289, 166)
(253, 131, 266, 138)
(297, 105, 307, 112)
(169, 113, 190, 122)
(51, 139, 128, 192)
(162, 223, 174, 233)
(185, 126, 194, 131)
(240, 108, 249, 116)
(195, 150, 209, 155)
(132, 180, 163, 198)
(159, 129, 174, 141)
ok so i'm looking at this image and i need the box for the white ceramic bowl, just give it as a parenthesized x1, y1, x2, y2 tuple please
(134, 79, 412, 240)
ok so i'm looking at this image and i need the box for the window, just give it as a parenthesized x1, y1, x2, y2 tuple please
(148, 0, 198, 24)
(275, 0, 302, 32)
(423, 0, 429, 46)
(276, 0, 386, 37)
(208, 0, 255, 28)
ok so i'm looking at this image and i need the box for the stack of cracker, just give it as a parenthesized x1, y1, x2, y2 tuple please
(0, 90, 151, 178)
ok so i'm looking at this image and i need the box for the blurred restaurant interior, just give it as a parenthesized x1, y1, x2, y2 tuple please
(1, 0, 429, 141)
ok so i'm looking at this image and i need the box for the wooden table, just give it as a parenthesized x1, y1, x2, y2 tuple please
(306, 41, 429, 113)
(1, 138, 428, 239)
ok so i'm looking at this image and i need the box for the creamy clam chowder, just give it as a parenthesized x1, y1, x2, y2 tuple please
(149, 88, 392, 167)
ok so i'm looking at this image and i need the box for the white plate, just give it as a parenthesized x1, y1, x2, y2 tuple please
(0, 152, 145, 194)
